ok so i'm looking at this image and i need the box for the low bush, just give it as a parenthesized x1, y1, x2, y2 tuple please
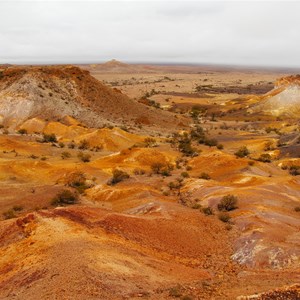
(12, 205, 23, 212)
(202, 206, 213, 215)
(178, 137, 197, 157)
(204, 138, 218, 147)
(42, 133, 57, 143)
(181, 172, 189, 178)
(17, 128, 27, 135)
(218, 212, 231, 223)
(68, 142, 76, 149)
(192, 203, 202, 209)
(108, 169, 130, 185)
(78, 139, 90, 150)
(77, 152, 91, 162)
(3, 209, 16, 219)
(218, 194, 238, 211)
(199, 172, 210, 180)
(289, 165, 300, 176)
(61, 151, 71, 159)
(257, 153, 271, 163)
(51, 190, 78, 206)
(151, 162, 165, 174)
(151, 162, 173, 176)
(234, 146, 249, 158)
(67, 172, 89, 194)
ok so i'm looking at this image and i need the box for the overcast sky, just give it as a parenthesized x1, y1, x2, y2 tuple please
(0, 1, 299, 67)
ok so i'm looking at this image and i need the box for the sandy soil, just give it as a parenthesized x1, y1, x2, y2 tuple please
(0, 63, 299, 299)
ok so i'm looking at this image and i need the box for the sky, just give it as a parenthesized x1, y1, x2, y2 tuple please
(0, 0, 300, 67)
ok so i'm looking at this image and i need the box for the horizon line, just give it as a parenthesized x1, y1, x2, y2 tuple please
(1, 60, 300, 72)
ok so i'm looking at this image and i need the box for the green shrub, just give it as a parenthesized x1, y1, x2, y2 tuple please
(151, 162, 173, 176)
(178, 137, 197, 156)
(168, 182, 177, 190)
(204, 138, 218, 147)
(218, 195, 238, 211)
(199, 172, 210, 180)
(13, 205, 23, 212)
(61, 151, 71, 159)
(67, 172, 89, 193)
(161, 168, 172, 176)
(68, 142, 76, 149)
(258, 153, 271, 163)
(77, 152, 91, 162)
(218, 212, 231, 223)
(192, 203, 202, 209)
(202, 206, 213, 215)
(42, 133, 57, 143)
(181, 172, 189, 178)
(289, 165, 300, 176)
(234, 146, 249, 158)
(108, 169, 130, 185)
(3, 209, 16, 219)
(151, 162, 165, 174)
(17, 128, 27, 135)
(78, 139, 90, 150)
(190, 125, 205, 140)
(51, 190, 78, 206)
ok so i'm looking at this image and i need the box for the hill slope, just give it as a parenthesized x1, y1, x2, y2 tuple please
(248, 75, 300, 117)
(0, 65, 186, 130)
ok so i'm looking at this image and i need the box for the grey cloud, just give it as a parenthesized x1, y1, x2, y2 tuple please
(0, 1, 299, 67)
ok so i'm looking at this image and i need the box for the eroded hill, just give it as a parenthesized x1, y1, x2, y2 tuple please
(0, 65, 187, 131)
(248, 74, 300, 118)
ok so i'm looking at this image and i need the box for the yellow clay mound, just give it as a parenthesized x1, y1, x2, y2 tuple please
(91, 148, 176, 171)
(19, 117, 147, 152)
(86, 183, 163, 212)
(189, 151, 249, 178)
(61, 115, 82, 126)
(74, 127, 144, 151)
(19, 118, 46, 133)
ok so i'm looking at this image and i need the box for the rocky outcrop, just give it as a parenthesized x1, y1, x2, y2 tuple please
(248, 75, 300, 118)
